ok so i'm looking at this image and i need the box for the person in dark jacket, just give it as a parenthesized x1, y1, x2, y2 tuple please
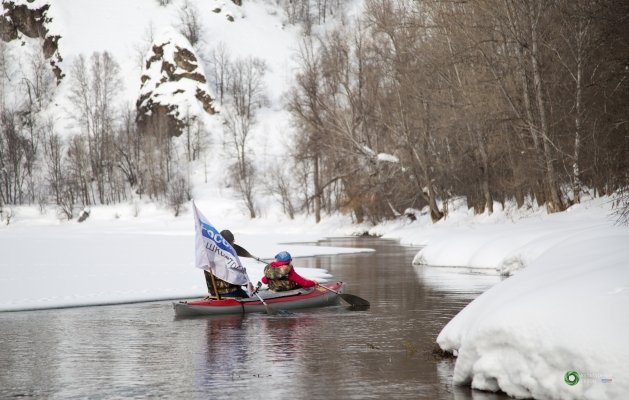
(261, 251, 316, 292)
(204, 229, 250, 298)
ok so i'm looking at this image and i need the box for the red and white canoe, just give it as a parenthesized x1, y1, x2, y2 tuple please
(173, 281, 346, 317)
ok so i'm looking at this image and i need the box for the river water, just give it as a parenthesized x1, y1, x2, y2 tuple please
(0, 238, 509, 399)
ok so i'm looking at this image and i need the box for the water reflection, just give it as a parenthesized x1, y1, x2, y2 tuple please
(413, 265, 504, 298)
(259, 315, 315, 362)
(0, 238, 511, 399)
(201, 314, 248, 384)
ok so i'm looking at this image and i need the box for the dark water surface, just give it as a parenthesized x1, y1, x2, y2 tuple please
(0, 238, 509, 399)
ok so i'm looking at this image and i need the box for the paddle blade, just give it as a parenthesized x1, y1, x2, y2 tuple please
(263, 303, 278, 315)
(339, 293, 370, 307)
(233, 244, 266, 264)
(232, 243, 253, 258)
(253, 291, 281, 315)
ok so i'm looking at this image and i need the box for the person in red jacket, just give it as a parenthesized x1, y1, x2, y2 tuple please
(261, 251, 316, 292)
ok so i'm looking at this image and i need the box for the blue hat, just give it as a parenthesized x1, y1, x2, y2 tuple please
(275, 251, 292, 262)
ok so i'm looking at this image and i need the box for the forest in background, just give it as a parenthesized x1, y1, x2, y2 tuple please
(288, 0, 629, 223)
(1, 0, 628, 224)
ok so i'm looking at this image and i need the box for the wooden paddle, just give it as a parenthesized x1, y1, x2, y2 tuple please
(233, 244, 370, 308)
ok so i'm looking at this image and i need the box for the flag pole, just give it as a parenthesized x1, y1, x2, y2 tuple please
(208, 269, 221, 300)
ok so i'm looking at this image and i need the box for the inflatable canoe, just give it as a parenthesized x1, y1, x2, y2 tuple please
(173, 281, 346, 317)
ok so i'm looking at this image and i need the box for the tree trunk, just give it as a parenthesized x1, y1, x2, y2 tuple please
(572, 17, 585, 204)
(441, 2, 493, 214)
(481, 162, 493, 214)
(527, 0, 564, 213)
(572, 55, 582, 203)
(313, 155, 321, 223)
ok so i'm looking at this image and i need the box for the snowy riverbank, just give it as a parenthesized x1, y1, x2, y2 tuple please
(437, 232, 628, 400)
(382, 196, 628, 400)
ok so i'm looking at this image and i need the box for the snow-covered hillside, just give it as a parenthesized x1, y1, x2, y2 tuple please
(0, 0, 367, 220)
(46, 0, 308, 159)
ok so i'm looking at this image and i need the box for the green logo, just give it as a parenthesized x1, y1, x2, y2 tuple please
(564, 370, 580, 386)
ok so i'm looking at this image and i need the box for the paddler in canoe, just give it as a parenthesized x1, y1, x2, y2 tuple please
(261, 251, 316, 292)
(203, 229, 253, 299)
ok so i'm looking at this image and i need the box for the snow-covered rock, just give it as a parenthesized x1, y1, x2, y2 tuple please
(0, 0, 63, 82)
(136, 30, 216, 138)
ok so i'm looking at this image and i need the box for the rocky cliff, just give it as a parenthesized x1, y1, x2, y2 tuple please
(136, 31, 216, 138)
(0, 0, 63, 83)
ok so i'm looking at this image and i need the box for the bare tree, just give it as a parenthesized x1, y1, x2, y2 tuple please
(115, 108, 141, 190)
(68, 51, 123, 205)
(223, 57, 268, 218)
(0, 42, 56, 207)
(281, 0, 344, 29)
(0, 108, 39, 204)
(289, 37, 326, 222)
(365, 0, 447, 221)
(177, 0, 204, 49)
(168, 174, 190, 217)
(265, 165, 296, 219)
(0, 109, 31, 205)
(133, 22, 155, 72)
(64, 134, 90, 211)
(42, 123, 63, 205)
(206, 42, 231, 103)
(181, 109, 206, 162)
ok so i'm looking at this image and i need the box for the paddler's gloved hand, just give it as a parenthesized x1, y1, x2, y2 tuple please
(252, 281, 262, 294)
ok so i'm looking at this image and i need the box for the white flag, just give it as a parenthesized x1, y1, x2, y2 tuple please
(193, 201, 249, 286)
